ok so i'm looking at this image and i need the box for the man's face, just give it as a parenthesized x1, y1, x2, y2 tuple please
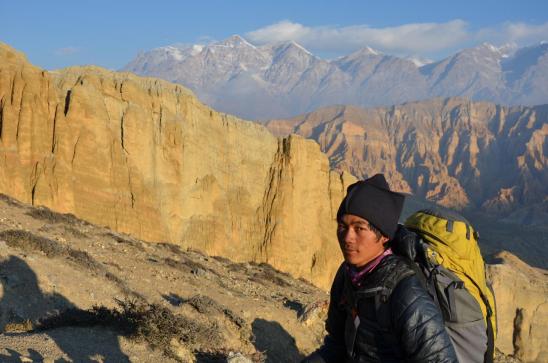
(337, 214, 388, 268)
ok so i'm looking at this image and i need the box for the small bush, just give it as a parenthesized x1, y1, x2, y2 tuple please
(0, 229, 139, 299)
(0, 229, 65, 257)
(64, 225, 88, 239)
(67, 249, 102, 271)
(26, 207, 84, 226)
(158, 242, 184, 255)
(105, 232, 145, 252)
(35, 299, 224, 360)
(249, 263, 291, 288)
(0, 194, 23, 207)
(164, 257, 218, 278)
(184, 295, 245, 329)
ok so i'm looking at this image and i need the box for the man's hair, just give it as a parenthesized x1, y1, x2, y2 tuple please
(336, 216, 386, 243)
(368, 222, 384, 242)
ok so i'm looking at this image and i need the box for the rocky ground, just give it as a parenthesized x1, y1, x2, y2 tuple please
(0, 194, 525, 362)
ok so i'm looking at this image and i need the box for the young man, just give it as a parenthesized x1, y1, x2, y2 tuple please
(302, 174, 457, 363)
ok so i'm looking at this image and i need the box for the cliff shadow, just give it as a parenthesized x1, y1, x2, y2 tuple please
(252, 318, 303, 363)
(0, 255, 130, 362)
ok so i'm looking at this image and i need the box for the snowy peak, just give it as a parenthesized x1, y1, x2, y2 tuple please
(502, 42, 548, 84)
(357, 45, 382, 56)
(266, 40, 315, 59)
(338, 45, 383, 61)
(217, 35, 256, 49)
(123, 38, 548, 119)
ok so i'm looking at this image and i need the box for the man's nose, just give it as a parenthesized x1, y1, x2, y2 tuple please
(343, 228, 356, 243)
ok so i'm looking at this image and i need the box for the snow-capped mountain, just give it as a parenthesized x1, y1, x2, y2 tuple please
(123, 36, 548, 120)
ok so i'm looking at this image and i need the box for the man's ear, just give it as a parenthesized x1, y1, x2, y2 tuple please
(379, 235, 389, 246)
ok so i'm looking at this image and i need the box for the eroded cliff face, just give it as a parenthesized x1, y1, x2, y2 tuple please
(487, 252, 548, 363)
(0, 43, 355, 289)
(266, 100, 548, 224)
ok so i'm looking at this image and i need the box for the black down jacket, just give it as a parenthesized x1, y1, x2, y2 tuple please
(303, 255, 458, 363)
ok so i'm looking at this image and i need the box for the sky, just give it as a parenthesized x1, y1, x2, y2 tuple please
(1, 0, 548, 70)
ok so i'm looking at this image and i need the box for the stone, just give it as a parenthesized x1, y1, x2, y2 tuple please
(226, 352, 253, 363)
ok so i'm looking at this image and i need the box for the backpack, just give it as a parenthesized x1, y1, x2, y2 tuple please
(394, 208, 497, 363)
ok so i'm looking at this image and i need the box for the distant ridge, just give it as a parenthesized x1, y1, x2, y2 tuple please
(124, 37, 548, 119)
(266, 97, 548, 229)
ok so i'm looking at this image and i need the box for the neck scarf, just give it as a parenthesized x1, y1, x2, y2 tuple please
(346, 248, 393, 287)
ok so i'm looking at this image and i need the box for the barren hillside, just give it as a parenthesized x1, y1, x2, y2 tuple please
(0, 194, 546, 362)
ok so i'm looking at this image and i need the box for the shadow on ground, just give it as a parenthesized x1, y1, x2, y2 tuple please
(252, 318, 303, 363)
(0, 256, 130, 362)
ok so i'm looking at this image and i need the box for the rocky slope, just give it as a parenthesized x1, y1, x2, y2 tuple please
(124, 37, 548, 120)
(0, 194, 327, 362)
(0, 42, 356, 290)
(0, 194, 545, 362)
(265, 99, 548, 228)
(487, 251, 548, 363)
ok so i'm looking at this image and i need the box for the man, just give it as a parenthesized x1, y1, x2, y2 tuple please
(302, 174, 457, 363)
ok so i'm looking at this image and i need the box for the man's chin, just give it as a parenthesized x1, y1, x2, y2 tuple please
(344, 254, 362, 266)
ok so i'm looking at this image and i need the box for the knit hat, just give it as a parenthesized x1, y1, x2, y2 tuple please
(337, 174, 405, 240)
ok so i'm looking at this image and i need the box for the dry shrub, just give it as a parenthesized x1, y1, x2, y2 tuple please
(158, 242, 184, 255)
(105, 232, 145, 252)
(0, 193, 23, 207)
(64, 225, 88, 239)
(249, 263, 291, 288)
(226, 262, 249, 274)
(35, 299, 225, 360)
(0, 229, 138, 298)
(26, 207, 85, 226)
(0, 229, 97, 269)
(211, 255, 233, 265)
(0, 229, 65, 257)
(164, 256, 218, 278)
(184, 295, 247, 334)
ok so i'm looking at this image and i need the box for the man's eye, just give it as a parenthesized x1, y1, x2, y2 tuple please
(337, 224, 347, 231)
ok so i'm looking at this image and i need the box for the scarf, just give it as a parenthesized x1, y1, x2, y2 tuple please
(345, 248, 393, 287)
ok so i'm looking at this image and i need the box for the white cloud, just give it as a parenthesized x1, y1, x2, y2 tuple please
(54, 47, 80, 56)
(245, 20, 548, 59)
(245, 20, 470, 56)
(476, 22, 548, 45)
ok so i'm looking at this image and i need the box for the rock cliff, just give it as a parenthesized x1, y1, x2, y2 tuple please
(0, 43, 355, 289)
(266, 100, 548, 225)
(487, 252, 548, 363)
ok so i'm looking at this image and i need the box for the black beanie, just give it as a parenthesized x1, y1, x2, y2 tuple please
(337, 174, 405, 240)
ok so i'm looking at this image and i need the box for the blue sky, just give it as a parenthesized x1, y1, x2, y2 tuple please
(1, 0, 547, 70)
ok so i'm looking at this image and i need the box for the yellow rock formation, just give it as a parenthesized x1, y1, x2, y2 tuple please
(0, 43, 356, 289)
(487, 252, 548, 363)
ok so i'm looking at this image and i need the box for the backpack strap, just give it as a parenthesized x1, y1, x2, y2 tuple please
(461, 270, 496, 363)
(341, 264, 414, 358)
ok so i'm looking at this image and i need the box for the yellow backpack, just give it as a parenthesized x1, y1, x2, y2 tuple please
(401, 209, 497, 363)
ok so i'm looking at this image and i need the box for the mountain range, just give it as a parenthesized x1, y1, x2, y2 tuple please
(1, 42, 548, 361)
(123, 36, 548, 120)
(266, 98, 548, 228)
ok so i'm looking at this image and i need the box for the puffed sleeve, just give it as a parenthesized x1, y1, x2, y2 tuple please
(390, 275, 458, 363)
